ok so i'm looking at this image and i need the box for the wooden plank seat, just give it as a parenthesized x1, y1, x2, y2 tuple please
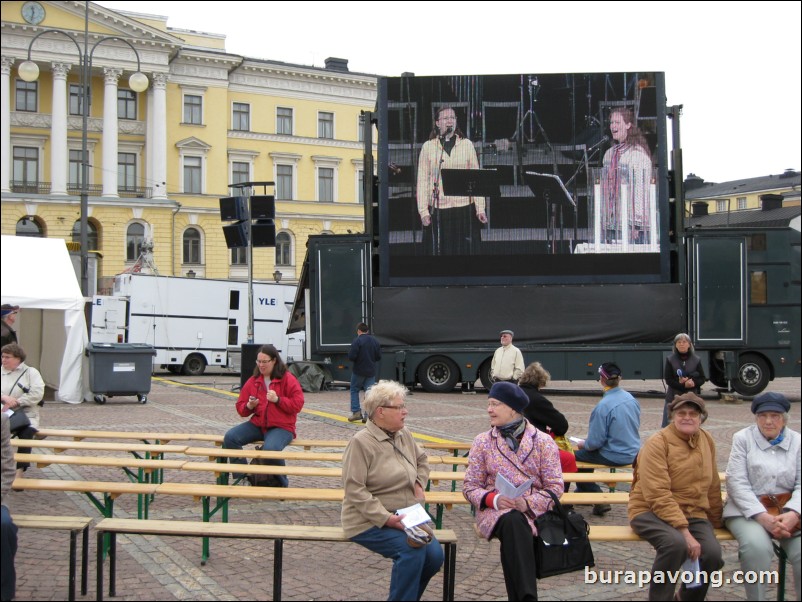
(94, 518, 458, 601)
(9, 439, 188, 456)
(13, 514, 93, 601)
(12, 478, 158, 519)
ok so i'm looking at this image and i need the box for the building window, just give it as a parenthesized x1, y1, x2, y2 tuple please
(233, 102, 250, 131)
(126, 223, 145, 261)
(716, 199, 728, 213)
(69, 84, 84, 116)
(275, 232, 292, 266)
(183, 94, 202, 124)
(69, 150, 83, 188)
(737, 196, 747, 210)
(318, 111, 334, 139)
(183, 156, 202, 193)
(318, 167, 334, 202)
(276, 165, 293, 200)
(12, 147, 39, 190)
(118, 89, 137, 120)
(16, 216, 43, 238)
(357, 169, 364, 203)
(277, 107, 293, 135)
(357, 115, 364, 142)
(118, 152, 137, 191)
(183, 227, 202, 264)
(71, 220, 99, 251)
(232, 161, 250, 186)
(15, 80, 37, 112)
(231, 247, 247, 265)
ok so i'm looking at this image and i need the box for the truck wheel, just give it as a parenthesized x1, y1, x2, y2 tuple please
(732, 354, 770, 396)
(182, 354, 207, 376)
(479, 361, 493, 390)
(418, 356, 459, 393)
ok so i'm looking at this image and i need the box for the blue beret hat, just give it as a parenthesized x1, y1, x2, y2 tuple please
(489, 382, 529, 413)
(751, 392, 790, 414)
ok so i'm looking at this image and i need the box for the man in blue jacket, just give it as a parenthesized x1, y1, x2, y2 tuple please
(348, 323, 382, 422)
(574, 362, 641, 516)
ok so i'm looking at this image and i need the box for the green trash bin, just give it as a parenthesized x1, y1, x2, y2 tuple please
(85, 343, 156, 404)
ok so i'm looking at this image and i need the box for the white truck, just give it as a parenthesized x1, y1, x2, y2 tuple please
(90, 273, 301, 375)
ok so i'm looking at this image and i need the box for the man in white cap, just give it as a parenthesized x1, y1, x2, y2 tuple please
(490, 329, 524, 384)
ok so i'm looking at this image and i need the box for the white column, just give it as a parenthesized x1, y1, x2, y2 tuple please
(50, 62, 72, 196)
(101, 67, 122, 198)
(1, 56, 13, 193)
(150, 72, 168, 199)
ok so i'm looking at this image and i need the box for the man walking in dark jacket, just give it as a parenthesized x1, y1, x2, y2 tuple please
(348, 323, 381, 422)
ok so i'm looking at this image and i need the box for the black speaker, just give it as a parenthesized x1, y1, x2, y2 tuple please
(252, 220, 276, 247)
(222, 221, 248, 248)
(219, 196, 247, 221)
(250, 195, 275, 220)
(240, 343, 262, 388)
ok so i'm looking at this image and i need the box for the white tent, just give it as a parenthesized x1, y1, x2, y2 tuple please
(1, 235, 89, 403)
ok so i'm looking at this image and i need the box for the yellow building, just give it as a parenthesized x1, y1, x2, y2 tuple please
(1, 1, 376, 293)
(685, 169, 801, 215)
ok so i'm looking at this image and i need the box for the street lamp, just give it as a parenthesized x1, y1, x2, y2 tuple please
(17, 24, 148, 297)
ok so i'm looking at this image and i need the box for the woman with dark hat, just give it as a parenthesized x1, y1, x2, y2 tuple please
(724, 392, 800, 601)
(0, 305, 20, 348)
(463, 381, 563, 600)
(628, 392, 724, 601)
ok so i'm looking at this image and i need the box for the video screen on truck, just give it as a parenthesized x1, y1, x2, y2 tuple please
(377, 72, 670, 285)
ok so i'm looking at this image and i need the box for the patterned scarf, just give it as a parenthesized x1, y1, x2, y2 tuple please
(498, 419, 526, 452)
(768, 428, 785, 447)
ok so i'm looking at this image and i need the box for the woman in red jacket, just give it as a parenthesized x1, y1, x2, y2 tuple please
(223, 344, 304, 486)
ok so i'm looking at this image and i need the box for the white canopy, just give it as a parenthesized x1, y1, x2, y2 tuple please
(1, 235, 89, 403)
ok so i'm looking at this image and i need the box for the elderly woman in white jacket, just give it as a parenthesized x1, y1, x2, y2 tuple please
(724, 392, 801, 601)
(1, 343, 45, 480)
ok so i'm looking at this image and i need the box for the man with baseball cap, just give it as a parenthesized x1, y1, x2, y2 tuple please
(490, 329, 524, 384)
(0, 306, 20, 348)
(574, 362, 641, 516)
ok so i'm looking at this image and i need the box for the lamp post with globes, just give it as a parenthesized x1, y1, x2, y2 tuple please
(17, 27, 148, 297)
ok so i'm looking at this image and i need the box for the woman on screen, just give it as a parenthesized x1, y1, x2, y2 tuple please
(601, 107, 653, 245)
(416, 106, 487, 255)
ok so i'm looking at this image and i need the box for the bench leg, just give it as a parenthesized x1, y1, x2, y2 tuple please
(96, 531, 104, 602)
(81, 524, 89, 595)
(442, 542, 456, 602)
(273, 539, 283, 601)
(109, 532, 117, 597)
(68, 530, 77, 601)
(773, 542, 787, 602)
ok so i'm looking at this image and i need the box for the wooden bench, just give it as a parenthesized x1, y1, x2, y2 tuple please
(94, 518, 458, 602)
(13, 514, 93, 602)
(588, 525, 788, 602)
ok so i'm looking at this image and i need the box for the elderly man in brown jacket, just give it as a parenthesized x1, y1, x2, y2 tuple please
(628, 393, 724, 601)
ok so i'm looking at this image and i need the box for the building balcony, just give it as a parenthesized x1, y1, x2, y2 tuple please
(10, 181, 152, 198)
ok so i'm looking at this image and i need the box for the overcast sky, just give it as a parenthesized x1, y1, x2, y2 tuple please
(99, 0, 801, 184)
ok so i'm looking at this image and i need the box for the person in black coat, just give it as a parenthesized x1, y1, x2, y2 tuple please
(518, 362, 568, 436)
(662, 333, 706, 427)
(518, 361, 577, 484)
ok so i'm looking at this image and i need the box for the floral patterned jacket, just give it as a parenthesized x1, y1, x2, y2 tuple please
(463, 421, 564, 540)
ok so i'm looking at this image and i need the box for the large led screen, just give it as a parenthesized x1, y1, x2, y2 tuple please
(377, 72, 669, 285)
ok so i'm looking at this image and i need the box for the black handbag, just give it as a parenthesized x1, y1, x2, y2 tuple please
(247, 445, 285, 487)
(8, 410, 31, 434)
(534, 490, 595, 578)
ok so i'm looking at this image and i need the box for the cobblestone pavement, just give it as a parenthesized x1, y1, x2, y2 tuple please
(8, 374, 800, 601)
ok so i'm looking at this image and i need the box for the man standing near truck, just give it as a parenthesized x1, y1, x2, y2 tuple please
(348, 323, 381, 422)
(490, 329, 524, 383)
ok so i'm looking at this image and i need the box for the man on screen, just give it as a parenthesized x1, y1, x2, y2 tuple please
(416, 106, 487, 255)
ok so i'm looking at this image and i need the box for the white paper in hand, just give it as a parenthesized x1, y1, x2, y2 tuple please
(496, 473, 533, 498)
(681, 557, 703, 589)
(396, 503, 430, 528)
